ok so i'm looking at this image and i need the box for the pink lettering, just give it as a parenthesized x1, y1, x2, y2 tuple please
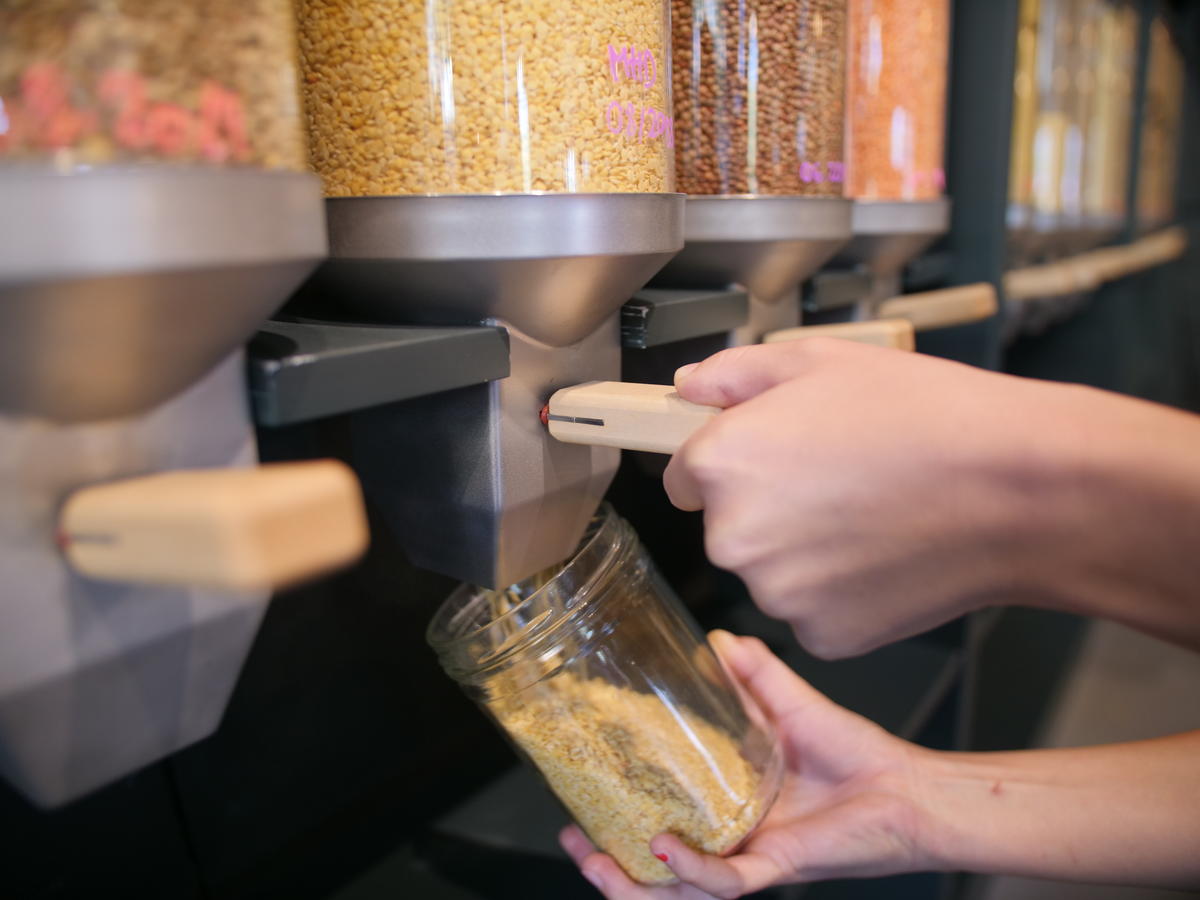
(799, 161, 825, 184)
(827, 161, 845, 183)
(606, 100, 624, 134)
(607, 44, 658, 89)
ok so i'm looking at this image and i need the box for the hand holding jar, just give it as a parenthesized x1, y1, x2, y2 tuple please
(563, 632, 1200, 897)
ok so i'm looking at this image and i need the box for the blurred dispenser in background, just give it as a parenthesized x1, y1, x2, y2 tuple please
(1138, 14, 1186, 230)
(0, 0, 366, 809)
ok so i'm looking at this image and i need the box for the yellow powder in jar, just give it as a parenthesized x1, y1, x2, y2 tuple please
(496, 672, 768, 885)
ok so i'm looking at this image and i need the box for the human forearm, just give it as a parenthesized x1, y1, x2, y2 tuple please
(917, 731, 1200, 887)
(1014, 383, 1200, 651)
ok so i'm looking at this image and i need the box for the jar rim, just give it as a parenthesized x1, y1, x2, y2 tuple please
(425, 503, 626, 662)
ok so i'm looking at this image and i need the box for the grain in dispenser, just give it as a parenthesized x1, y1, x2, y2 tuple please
(654, 0, 853, 340)
(836, 0, 952, 280)
(293, 1, 685, 588)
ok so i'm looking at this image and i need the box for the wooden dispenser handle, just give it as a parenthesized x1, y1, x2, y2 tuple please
(547, 382, 720, 455)
(1003, 263, 1082, 302)
(60, 460, 369, 591)
(763, 318, 916, 351)
(876, 283, 999, 331)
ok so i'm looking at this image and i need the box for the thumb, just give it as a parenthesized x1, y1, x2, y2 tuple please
(674, 342, 833, 408)
(708, 630, 884, 771)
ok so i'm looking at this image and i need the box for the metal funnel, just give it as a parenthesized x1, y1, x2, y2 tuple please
(306, 192, 684, 589)
(653, 196, 853, 302)
(314, 193, 685, 348)
(0, 169, 327, 423)
(832, 198, 952, 276)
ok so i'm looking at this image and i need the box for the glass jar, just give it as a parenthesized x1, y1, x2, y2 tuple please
(671, 0, 847, 196)
(0, 0, 307, 171)
(845, 0, 950, 201)
(1137, 17, 1185, 227)
(295, 0, 675, 196)
(427, 505, 783, 886)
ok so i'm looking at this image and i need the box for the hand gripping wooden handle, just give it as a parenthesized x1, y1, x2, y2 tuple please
(876, 283, 999, 331)
(763, 318, 916, 351)
(60, 460, 369, 592)
(547, 381, 720, 455)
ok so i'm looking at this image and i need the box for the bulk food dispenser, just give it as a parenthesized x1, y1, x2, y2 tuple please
(831, 0, 954, 315)
(0, 0, 368, 807)
(1137, 15, 1185, 231)
(292, 0, 684, 588)
(652, 0, 854, 343)
(1009, 0, 1136, 260)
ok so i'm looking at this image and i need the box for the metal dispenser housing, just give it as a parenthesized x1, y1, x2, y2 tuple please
(0, 167, 327, 806)
(308, 193, 685, 589)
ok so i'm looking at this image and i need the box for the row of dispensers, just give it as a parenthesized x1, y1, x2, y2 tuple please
(1, 164, 1184, 809)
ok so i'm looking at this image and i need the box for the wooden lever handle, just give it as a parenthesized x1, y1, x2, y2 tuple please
(1007, 227, 1188, 300)
(547, 381, 720, 455)
(763, 318, 916, 350)
(876, 283, 999, 330)
(60, 460, 369, 592)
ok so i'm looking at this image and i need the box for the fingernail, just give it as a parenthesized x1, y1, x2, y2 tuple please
(583, 868, 605, 892)
(655, 852, 670, 863)
(675, 363, 699, 381)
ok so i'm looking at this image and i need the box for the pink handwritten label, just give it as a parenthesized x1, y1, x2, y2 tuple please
(608, 45, 657, 89)
(606, 99, 674, 148)
(799, 160, 845, 184)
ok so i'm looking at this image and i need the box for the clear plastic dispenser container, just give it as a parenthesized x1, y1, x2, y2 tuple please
(671, 0, 846, 196)
(653, 0, 852, 323)
(1009, 0, 1042, 228)
(1082, 1, 1136, 231)
(1029, 0, 1076, 228)
(296, 0, 674, 195)
(1137, 16, 1185, 229)
(845, 0, 950, 201)
(0, 0, 325, 425)
(0, 0, 307, 171)
(427, 505, 784, 886)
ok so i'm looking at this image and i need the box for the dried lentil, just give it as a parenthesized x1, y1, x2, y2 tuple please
(295, 0, 675, 196)
(671, 0, 846, 196)
(845, 0, 950, 200)
(496, 672, 768, 885)
(0, 0, 307, 170)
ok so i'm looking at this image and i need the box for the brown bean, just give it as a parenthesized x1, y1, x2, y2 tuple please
(672, 0, 847, 197)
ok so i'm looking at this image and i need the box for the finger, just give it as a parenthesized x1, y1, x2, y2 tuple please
(560, 824, 597, 867)
(578, 850, 669, 900)
(674, 342, 847, 408)
(663, 450, 705, 511)
(707, 630, 873, 766)
(650, 834, 781, 899)
(707, 630, 828, 723)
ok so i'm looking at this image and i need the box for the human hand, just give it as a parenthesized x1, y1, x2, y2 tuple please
(559, 630, 931, 898)
(661, 339, 1200, 657)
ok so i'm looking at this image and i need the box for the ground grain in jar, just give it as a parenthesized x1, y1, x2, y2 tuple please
(496, 672, 767, 885)
(845, 0, 949, 200)
(295, 0, 675, 196)
(671, 0, 846, 196)
(0, 0, 307, 170)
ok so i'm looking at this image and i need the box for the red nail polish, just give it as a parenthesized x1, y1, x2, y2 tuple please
(655, 852, 669, 863)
